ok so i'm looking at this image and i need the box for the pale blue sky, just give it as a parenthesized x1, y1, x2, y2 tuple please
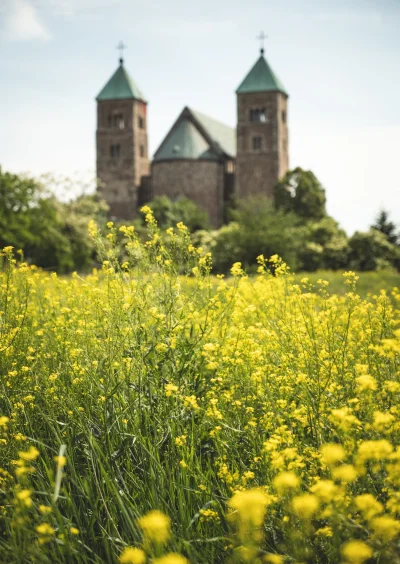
(1, 0, 399, 233)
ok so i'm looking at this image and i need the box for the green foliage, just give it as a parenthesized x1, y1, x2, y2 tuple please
(2, 166, 399, 275)
(274, 167, 327, 221)
(207, 222, 243, 274)
(57, 194, 108, 271)
(349, 229, 400, 272)
(296, 218, 350, 271)
(210, 197, 300, 273)
(207, 198, 352, 274)
(143, 196, 209, 232)
(372, 210, 399, 246)
(0, 167, 107, 273)
(0, 166, 49, 251)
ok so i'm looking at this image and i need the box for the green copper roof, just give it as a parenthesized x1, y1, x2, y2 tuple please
(236, 52, 287, 96)
(153, 107, 236, 162)
(191, 109, 236, 157)
(154, 119, 216, 161)
(96, 61, 147, 102)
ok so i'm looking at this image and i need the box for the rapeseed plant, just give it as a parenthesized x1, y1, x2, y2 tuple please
(0, 211, 399, 562)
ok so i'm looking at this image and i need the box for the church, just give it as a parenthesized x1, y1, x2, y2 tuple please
(95, 44, 289, 227)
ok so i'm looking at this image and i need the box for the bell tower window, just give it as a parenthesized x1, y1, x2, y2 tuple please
(138, 116, 144, 129)
(252, 136, 262, 151)
(108, 114, 124, 129)
(250, 108, 266, 123)
(113, 114, 124, 129)
(110, 144, 121, 159)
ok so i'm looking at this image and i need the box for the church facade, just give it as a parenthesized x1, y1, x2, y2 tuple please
(96, 48, 289, 227)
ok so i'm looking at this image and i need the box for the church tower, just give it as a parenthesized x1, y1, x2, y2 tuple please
(235, 46, 288, 200)
(96, 52, 149, 219)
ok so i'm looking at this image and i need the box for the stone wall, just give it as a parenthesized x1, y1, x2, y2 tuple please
(96, 99, 150, 219)
(236, 91, 289, 200)
(151, 160, 225, 227)
(132, 101, 150, 186)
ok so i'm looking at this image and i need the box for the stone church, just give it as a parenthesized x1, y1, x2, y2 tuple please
(96, 47, 289, 227)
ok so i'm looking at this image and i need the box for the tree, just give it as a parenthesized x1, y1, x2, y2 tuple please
(57, 194, 108, 271)
(144, 196, 209, 232)
(210, 196, 301, 273)
(0, 166, 43, 250)
(305, 217, 349, 270)
(274, 167, 326, 221)
(0, 167, 107, 272)
(348, 229, 400, 271)
(371, 210, 399, 245)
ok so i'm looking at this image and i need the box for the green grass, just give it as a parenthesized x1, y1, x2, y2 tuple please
(294, 270, 400, 298)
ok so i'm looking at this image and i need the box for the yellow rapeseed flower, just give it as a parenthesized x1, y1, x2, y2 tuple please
(175, 435, 187, 447)
(165, 383, 179, 397)
(355, 494, 383, 521)
(153, 554, 188, 564)
(310, 480, 338, 503)
(229, 488, 271, 527)
(320, 443, 346, 466)
(263, 555, 284, 564)
(16, 489, 32, 507)
(137, 510, 171, 544)
(315, 526, 333, 537)
(371, 515, 400, 541)
(54, 455, 67, 469)
(372, 411, 395, 431)
(332, 465, 358, 483)
(119, 547, 146, 564)
(230, 262, 244, 277)
(291, 494, 319, 520)
(357, 440, 393, 465)
(355, 374, 377, 391)
(19, 446, 40, 461)
(36, 523, 55, 536)
(273, 471, 300, 494)
(341, 540, 372, 563)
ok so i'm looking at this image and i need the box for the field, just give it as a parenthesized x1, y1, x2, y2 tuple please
(1, 212, 399, 564)
(294, 271, 400, 299)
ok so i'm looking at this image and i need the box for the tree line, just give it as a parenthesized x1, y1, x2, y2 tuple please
(0, 165, 399, 273)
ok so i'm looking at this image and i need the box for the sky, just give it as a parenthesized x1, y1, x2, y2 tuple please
(0, 0, 399, 234)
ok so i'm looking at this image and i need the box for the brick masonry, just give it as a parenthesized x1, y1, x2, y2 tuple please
(236, 91, 289, 199)
(96, 78, 289, 224)
(151, 160, 225, 228)
(96, 99, 149, 219)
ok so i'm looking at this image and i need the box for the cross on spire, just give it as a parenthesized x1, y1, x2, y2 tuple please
(117, 41, 126, 64)
(257, 31, 267, 55)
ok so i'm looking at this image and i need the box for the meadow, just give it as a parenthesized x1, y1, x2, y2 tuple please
(0, 208, 399, 564)
(294, 271, 400, 300)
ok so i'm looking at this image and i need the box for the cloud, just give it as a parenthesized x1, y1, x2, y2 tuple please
(45, 0, 128, 18)
(3, 0, 50, 42)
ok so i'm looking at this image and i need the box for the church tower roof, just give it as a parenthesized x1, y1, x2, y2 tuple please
(96, 60, 147, 102)
(153, 107, 235, 162)
(236, 51, 287, 96)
